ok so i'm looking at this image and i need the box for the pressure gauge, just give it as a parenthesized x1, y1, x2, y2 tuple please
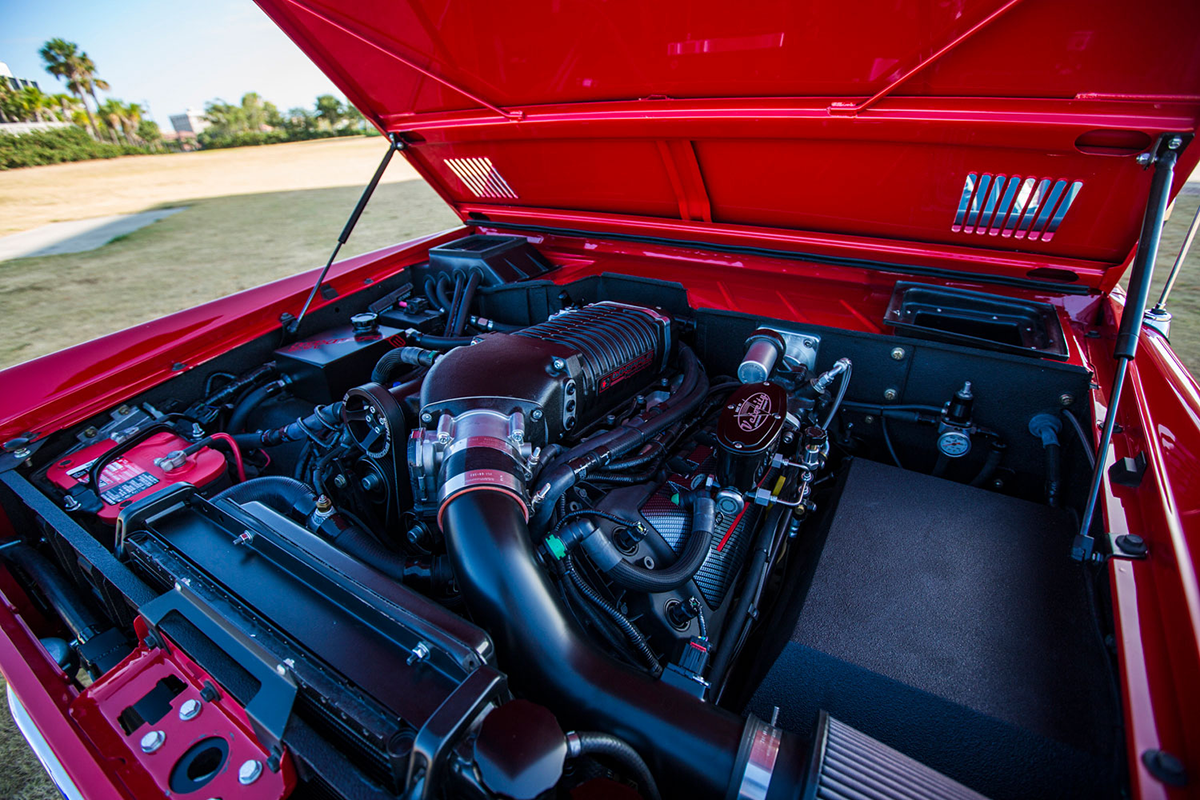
(936, 429, 972, 458)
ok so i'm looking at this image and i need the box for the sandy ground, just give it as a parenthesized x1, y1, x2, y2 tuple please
(0, 136, 421, 237)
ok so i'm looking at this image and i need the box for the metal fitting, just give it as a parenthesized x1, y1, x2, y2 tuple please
(140, 730, 165, 753)
(239, 759, 263, 785)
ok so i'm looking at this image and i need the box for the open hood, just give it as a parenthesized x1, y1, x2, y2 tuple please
(255, 0, 1200, 289)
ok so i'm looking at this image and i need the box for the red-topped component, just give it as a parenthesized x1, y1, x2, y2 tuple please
(46, 432, 227, 524)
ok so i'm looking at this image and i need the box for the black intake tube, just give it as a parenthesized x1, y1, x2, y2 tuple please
(441, 490, 804, 798)
(3, 545, 107, 643)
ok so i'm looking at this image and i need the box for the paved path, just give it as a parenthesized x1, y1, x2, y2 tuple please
(0, 207, 186, 261)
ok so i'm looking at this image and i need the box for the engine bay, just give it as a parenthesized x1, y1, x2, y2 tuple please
(0, 234, 1122, 800)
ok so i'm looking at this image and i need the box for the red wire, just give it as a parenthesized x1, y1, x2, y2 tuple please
(716, 471, 771, 552)
(209, 432, 247, 482)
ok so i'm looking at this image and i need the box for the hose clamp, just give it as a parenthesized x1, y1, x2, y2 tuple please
(733, 716, 782, 800)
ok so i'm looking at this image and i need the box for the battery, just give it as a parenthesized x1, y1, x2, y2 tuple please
(46, 432, 227, 524)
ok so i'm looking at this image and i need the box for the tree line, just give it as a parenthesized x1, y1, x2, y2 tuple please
(0, 39, 161, 147)
(2, 38, 372, 148)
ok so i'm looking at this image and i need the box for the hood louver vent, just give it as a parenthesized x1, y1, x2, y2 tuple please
(445, 156, 518, 200)
(952, 173, 1082, 242)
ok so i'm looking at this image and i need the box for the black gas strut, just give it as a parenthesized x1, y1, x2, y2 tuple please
(1073, 133, 1190, 562)
(285, 134, 403, 339)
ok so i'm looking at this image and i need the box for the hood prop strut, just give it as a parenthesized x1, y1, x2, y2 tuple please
(1073, 133, 1189, 562)
(284, 135, 403, 340)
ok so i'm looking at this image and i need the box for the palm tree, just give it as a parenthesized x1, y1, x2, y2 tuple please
(39, 38, 98, 136)
(122, 102, 146, 144)
(77, 52, 111, 133)
(0, 79, 15, 123)
(98, 98, 128, 144)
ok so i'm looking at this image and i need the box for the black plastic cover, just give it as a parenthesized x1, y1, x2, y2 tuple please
(428, 235, 552, 286)
(275, 322, 405, 403)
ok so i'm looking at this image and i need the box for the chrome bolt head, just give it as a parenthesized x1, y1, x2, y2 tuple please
(890, 347, 906, 361)
(1168, 135, 1183, 150)
(421, 412, 433, 423)
(552, 358, 566, 370)
(238, 759, 263, 785)
(1059, 393, 1074, 407)
(531, 409, 544, 421)
(178, 699, 201, 721)
(1137, 152, 1153, 165)
(883, 388, 898, 402)
(140, 730, 165, 753)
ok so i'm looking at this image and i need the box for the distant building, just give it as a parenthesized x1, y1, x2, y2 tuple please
(0, 61, 41, 91)
(169, 109, 210, 135)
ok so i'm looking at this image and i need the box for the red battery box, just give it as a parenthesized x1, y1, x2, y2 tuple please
(46, 432, 228, 524)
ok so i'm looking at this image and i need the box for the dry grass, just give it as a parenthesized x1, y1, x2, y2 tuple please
(0, 136, 422, 237)
(0, 677, 63, 800)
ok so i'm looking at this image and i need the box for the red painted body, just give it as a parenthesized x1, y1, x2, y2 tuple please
(1, 1, 1199, 797)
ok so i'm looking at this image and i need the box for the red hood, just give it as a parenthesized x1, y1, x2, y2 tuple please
(255, 0, 1200, 290)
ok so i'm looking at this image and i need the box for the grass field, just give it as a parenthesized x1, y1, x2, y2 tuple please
(0, 140, 1198, 796)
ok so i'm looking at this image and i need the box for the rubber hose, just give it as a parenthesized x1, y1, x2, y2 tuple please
(406, 331, 475, 351)
(444, 272, 465, 335)
(213, 475, 315, 513)
(969, 442, 1005, 487)
(1045, 442, 1062, 507)
(435, 273, 454, 314)
(531, 348, 707, 531)
(441, 490, 795, 797)
(564, 556, 661, 675)
(568, 731, 662, 800)
(452, 270, 481, 337)
(3, 545, 107, 643)
(228, 383, 280, 434)
(234, 402, 343, 449)
(604, 496, 714, 593)
(372, 347, 437, 385)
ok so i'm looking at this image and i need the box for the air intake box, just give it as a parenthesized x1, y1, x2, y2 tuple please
(427, 235, 552, 286)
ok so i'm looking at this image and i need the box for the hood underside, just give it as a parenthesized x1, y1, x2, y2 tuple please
(255, 0, 1200, 288)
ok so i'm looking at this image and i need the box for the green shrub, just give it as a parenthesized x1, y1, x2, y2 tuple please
(196, 126, 374, 150)
(0, 126, 155, 169)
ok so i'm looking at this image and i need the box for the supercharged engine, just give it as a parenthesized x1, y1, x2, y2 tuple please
(8, 242, 1116, 800)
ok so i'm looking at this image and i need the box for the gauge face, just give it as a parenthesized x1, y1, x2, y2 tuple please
(937, 430, 972, 458)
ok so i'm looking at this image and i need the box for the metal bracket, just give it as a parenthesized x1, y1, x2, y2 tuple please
(761, 325, 820, 372)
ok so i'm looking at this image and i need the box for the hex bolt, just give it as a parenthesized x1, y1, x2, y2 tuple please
(1137, 152, 1153, 165)
(178, 699, 201, 721)
(238, 759, 263, 785)
(1059, 393, 1074, 407)
(803, 339, 816, 349)
(864, 415, 876, 424)
(333, 474, 348, 489)
(531, 409, 544, 421)
(1168, 136, 1183, 150)
(420, 412, 433, 424)
(883, 388, 898, 402)
(407, 641, 430, 666)
(140, 730, 165, 753)
(12, 448, 30, 460)
(890, 347, 906, 361)
(552, 358, 566, 371)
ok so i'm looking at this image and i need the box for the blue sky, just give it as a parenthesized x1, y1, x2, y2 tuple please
(1, 0, 345, 125)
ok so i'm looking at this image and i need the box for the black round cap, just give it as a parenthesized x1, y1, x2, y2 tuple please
(474, 700, 566, 800)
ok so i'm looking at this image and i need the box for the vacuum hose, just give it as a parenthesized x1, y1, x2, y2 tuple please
(440, 490, 805, 798)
